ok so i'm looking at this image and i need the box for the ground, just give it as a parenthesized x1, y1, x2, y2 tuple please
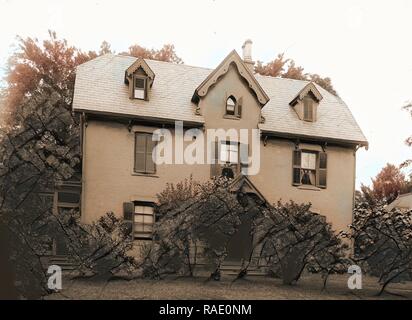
(47, 274, 412, 300)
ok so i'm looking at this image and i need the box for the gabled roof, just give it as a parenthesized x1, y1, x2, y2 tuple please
(289, 82, 323, 106)
(192, 50, 270, 107)
(124, 58, 155, 87)
(229, 174, 268, 204)
(72, 54, 368, 146)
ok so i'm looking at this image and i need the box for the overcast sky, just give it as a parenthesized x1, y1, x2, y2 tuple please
(0, 0, 411, 188)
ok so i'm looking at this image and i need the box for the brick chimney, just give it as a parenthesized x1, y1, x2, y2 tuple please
(242, 39, 255, 73)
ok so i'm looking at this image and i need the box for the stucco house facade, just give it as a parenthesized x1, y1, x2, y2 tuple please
(71, 40, 368, 249)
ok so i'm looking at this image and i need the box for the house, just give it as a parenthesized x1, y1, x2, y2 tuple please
(72, 40, 368, 257)
(386, 192, 412, 211)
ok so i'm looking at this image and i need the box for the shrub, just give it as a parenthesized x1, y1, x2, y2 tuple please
(258, 201, 349, 285)
(350, 196, 412, 294)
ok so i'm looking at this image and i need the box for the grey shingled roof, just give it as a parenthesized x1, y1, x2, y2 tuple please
(73, 54, 368, 145)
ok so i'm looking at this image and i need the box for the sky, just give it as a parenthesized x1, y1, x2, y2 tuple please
(0, 0, 411, 188)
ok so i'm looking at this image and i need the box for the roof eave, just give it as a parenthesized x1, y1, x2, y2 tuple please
(260, 129, 369, 149)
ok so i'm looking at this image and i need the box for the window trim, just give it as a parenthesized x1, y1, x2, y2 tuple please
(134, 132, 156, 174)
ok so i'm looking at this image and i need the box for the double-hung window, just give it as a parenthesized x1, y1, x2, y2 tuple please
(293, 149, 327, 188)
(220, 141, 238, 164)
(134, 203, 154, 240)
(134, 76, 146, 100)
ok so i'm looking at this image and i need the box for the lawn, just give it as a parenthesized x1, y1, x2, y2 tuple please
(47, 274, 412, 300)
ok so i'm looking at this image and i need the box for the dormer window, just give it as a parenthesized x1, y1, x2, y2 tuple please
(134, 77, 146, 100)
(303, 96, 314, 121)
(125, 58, 155, 101)
(289, 82, 323, 123)
(226, 96, 236, 115)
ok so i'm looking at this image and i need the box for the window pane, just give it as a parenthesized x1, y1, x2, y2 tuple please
(301, 169, 316, 185)
(134, 88, 145, 99)
(135, 78, 145, 89)
(220, 143, 228, 162)
(134, 224, 144, 232)
(143, 206, 154, 214)
(145, 215, 154, 224)
(301, 152, 316, 170)
(135, 205, 145, 213)
(229, 150, 238, 163)
(144, 225, 153, 232)
(228, 143, 238, 152)
(57, 192, 80, 204)
(134, 215, 144, 223)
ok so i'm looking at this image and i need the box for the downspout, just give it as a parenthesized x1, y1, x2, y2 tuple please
(350, 145, 357, 256)
(80, 112, 87, 224)
(350, 143, 366, 256)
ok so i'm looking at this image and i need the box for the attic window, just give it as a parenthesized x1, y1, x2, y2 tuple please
(134, 77, 146, 100)
(303, 96, 314, 122)
(225, 95, 242, 118)
(226, 96, 236, 115)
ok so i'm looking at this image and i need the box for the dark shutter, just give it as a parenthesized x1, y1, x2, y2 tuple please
(236, 97, 243, 118)
(292, 149, 302, 185)
(134, 133, 156, 174)
(317, 152, 327, 188)
(210, 140, 220, 177)
(123, 202, 134, 238)
(303, 97, 313, 121)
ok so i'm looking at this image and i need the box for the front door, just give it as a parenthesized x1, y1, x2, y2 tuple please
(225, 213, 253, 264)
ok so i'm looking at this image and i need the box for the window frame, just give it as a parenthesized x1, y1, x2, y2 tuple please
(133, 201, 155, 240)
(133, 75, 147, 100)
(225, 96, 236, 116)
(54, 182, 81, 211)
(292, 149, 327, 188)
(134, 132, 156, 174)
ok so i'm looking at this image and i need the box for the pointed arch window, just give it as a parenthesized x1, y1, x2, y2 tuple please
(225, 95, 242, 118)
(226, 96, 236, 116)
